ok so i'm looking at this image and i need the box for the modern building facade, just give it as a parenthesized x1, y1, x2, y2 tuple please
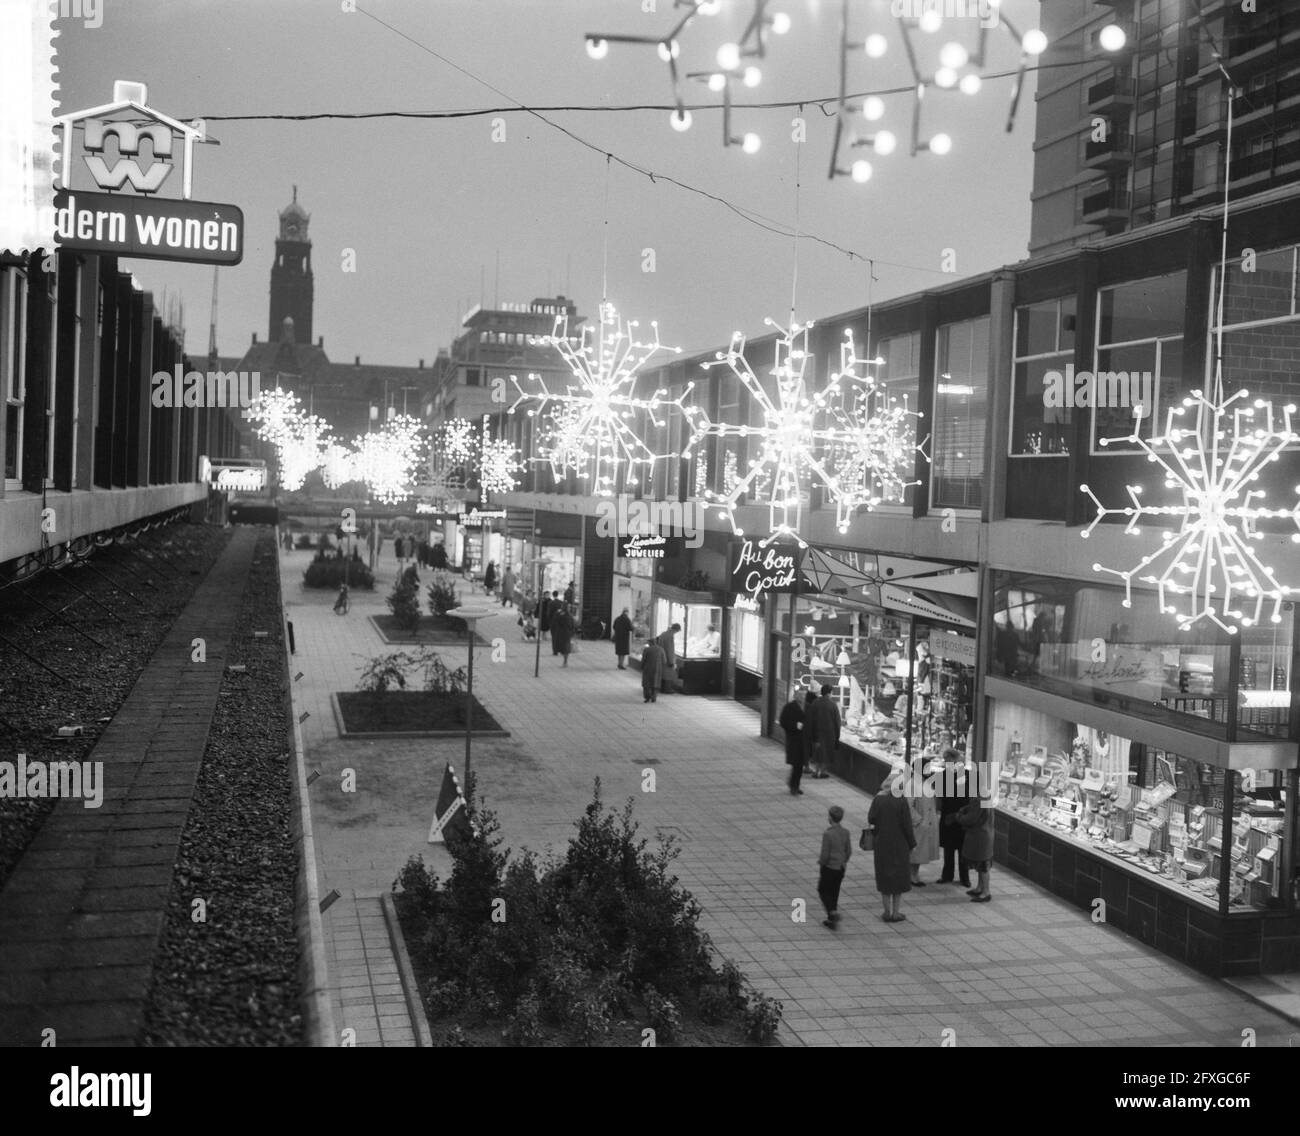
(0, 247, 246, 575)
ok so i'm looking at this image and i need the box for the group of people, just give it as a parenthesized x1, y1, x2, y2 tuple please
(816, 749, 995, 929)
(779, 684, 843, 792)
(634, 619, 681, 703)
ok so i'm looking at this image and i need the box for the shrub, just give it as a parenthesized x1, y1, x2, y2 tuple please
(441, 1025, 470, 1047)
(388, 569, 421, 632)
(568, 993, 611, 1043)
(501, 990, 544, 1046)
(740, 989, 783, 1044)
(425, 978, 467, 1018)
(642, 986, 682, 1043)
(718, 959, 747, 1011)
(358, 651, 413, 699)
(696, 983, 733, 1025)
(418, 649, 467, 695)
(303, 555, 374, 590)
(427, 570, 464, 631)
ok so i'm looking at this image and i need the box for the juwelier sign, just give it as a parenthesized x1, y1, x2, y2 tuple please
(51, 80, 244, 265)
(617, 533, 684, 559)
(730, 539, 802, 602)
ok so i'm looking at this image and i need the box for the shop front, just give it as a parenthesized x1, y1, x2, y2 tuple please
(756, 543, 979, 791)
(727, 593, 765, 712)
(985, 571, 1299, 975)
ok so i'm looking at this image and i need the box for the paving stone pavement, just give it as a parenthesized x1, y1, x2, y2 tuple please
(0, 528, 256, 1046)
(283, 547, 1299, 1048)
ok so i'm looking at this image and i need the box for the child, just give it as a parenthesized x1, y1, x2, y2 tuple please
(333, 582, 349, 615)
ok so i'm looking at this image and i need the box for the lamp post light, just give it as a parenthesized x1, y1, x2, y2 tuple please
(525, 556, 551, 678)
(445, 605, 495, 785)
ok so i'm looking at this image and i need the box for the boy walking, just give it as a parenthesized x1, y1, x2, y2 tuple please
(817, 805, 852, 929)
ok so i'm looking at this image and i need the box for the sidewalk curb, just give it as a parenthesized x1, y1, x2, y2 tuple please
(1222, 977, 1300, 1030)
(382, 892, 434, 1047)
(278, 528, 338, 1048)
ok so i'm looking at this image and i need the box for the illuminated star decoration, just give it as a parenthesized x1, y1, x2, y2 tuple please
(1081, 390, 1300, 633)
(351, 414, 426, 505)
(245, 388, 335, 492)
(509, 304, 689, 495)
(825, 330, 927, 530)
(478, 416, 525, 495)
(687, 318, 900, 547)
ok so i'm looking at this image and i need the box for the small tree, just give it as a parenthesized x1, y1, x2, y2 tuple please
(388, 569, 421, 632)
(430, 542, 449, 570)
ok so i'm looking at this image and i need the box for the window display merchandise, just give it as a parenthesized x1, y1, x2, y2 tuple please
(787, 598, 975, 766)
(654, 596, 722, 662)
(991, 701, 1289, 911)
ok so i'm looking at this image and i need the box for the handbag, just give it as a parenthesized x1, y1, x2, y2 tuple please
(859, 827, 875, 851)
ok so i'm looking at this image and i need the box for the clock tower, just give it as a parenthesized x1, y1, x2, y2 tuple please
(268, 186, 313, 345)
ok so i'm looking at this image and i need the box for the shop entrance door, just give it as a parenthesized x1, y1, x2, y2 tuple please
(765, 632, 788, 737)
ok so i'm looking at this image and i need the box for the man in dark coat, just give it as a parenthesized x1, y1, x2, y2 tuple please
(538, 592, 553, 640)
(802, 690, 818, 776)
(613, 608, 633, 670)
(640, 642, 666, 702)
(808, 683, 841, 779)
(868, 767, 917, 922)
(778, 694, 806, 795)
(552, 606, 576, 666)
(936, 748, 971, 887)
(655, 622, 681, 693)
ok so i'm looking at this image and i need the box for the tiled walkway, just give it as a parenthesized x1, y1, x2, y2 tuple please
(284, 546, 1299, 1047)
(0, 529, 256, 1046)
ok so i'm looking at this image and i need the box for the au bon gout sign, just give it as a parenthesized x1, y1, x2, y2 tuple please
(51, 80, 244, 265)
(730, 539, 803, 602)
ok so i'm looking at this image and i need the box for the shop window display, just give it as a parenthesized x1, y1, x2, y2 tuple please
(991, 701, 1291, 911)
(991, 572, 1295, 740)
(788, 598, 975, 764)
(654, 597, 722, 661)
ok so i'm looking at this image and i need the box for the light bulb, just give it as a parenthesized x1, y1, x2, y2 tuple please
(935, 67, 957, 88)
(708, 72, 727, 92)
(862, 95, 885, 121)
(851, 158, 872, 183)
(717, 41, 741, 70)
(929, 132, 952, 155)
(939, 42, 968, 69)
(771, 11, 791, 34)
(657, 40, 680, 62)
(698, 0, 720, 13)
(670, 108, 692, 132)
(873, 130, 896, 155)
(919, 10, 942, 33)
(864, 33, 888, 58)
(1099, 23, 1127, 52)
(959, 72, 982, 95)
(1023, 29, 1048, 55)
(742, 132, 761, 154)
(743, 65, 762, 87)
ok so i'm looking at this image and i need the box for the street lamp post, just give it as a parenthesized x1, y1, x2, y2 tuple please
(445, 605, 494, 786)
(525, 556, 551, 678)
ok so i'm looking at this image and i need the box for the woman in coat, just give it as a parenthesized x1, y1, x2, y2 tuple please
(612, 608, 633, 670)
(866, 767, 917, 923)
(483, 561, 497, 595)
(909, 762, 940, 887)
(957, 794, 994, 902)
(551, 606, 575, 666)
(640, 642, 666, 703)
(500, 566, 516, 607)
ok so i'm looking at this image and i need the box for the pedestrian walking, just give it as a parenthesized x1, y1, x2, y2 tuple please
(484, 561, 498, 595)
(640, 641, 666, 702)
(564, 580, 576, 609)
(538, 592, 553, 640)
(866, 766, 917, 923)
(802, 689, 818, 777)
(552, 604, 576, 666)
(395, 534, 405, 563)
(501, 565, 516, 607)
(817, 805, 852, 929)
(936, 748, 971, 887)
(909, 761, 940, 887)
(612, 608, 633, 669)
(518, 591, 537, 640)
(958, 791, 994, 903)
(808, 683, 841, 779)
(778, 693, 806, 795)
(333, 582, 349, 615)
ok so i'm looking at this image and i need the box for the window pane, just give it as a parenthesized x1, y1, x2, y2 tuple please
(878, 332, 920, 506)
(1220, 325, 1300, 405)
(1011, 356, 1072, 455)
(1015, 300, 1059, 357)
(932, 317, 988, 509)
(1093, 341, 1159, 449)
(1219, 247, 1295, 326)
(1098, 271, 1187, 343)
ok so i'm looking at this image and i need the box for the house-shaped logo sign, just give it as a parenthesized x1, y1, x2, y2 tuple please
(50, 80, 244, 265)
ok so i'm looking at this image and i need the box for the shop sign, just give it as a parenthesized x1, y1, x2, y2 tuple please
(731, 539, 802, 601)
(732, 594, 759, 612)
(203, 459, 266, 491)
(1076, 643, 1164, 698)
(930, 629, 977, 665)
(51, 81, 245, 265)
(617, 533, 683, 559)
(459, 508, 506, 526)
